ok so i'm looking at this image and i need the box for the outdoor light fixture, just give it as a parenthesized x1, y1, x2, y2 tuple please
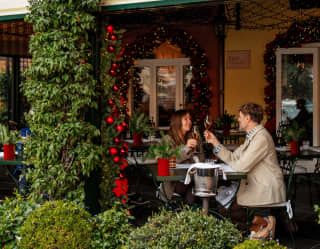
(214, 14, 228, 38)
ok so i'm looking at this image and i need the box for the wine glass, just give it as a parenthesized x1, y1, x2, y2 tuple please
(191, 126, 199, 139)
(204, 115, 213, 131)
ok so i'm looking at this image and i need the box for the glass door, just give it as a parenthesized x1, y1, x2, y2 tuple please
(276, 48, 319, 146)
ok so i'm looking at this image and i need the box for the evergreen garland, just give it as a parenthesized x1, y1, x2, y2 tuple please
(99, 25, 129, 208)
(23, 0, 101, 202)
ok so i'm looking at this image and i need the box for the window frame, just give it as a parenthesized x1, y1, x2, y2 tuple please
(276, 47, 320, 146)
(129, 57, 191, 128)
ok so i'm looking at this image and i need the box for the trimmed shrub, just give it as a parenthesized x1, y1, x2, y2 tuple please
(233, 239, 287, 249)
(18, 200, 93, 249)
(91, 203, 133, 249)
(0, 194, 38, 249)
(126, 206, 242, 249)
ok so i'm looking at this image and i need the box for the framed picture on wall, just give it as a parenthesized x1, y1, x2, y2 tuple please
(226, 50, 251, 69)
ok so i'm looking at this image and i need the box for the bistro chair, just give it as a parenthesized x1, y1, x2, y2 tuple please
(241, 159, 295, 247)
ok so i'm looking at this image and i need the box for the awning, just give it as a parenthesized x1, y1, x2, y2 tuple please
(0, 0, 226, 21)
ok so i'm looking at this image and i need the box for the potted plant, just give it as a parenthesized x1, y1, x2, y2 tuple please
(215, 110, 237, 135)
(143, 136, 182, 176)
(284, 120, 307, 155)
(129, 110, 153, 146)
(0, 124, 19, 160)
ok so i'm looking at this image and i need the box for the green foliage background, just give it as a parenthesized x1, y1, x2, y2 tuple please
(23, 0, 101, 202)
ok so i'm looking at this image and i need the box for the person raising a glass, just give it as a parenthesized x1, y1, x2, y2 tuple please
(160, 109, 204, 204)
(204, 103, 286, 241)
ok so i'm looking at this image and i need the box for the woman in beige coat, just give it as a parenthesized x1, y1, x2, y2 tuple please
(205, 103, 286, 240)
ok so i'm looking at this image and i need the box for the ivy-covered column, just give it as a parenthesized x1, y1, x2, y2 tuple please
(23, 0, 101, 202)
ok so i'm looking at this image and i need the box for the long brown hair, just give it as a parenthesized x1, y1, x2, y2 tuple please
(168, 110, 190, 146)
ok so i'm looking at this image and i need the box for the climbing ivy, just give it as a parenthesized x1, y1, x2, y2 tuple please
(23, 0, 101, 202)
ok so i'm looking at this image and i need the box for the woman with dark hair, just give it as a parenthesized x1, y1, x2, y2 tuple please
(160, 109, 204, 204)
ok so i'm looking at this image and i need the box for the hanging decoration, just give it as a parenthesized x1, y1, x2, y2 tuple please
(100, 25, 129, 208)
(117, 26, 212, 124)
(264, 17, 320, 134)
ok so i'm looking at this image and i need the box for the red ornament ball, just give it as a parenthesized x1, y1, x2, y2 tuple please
(108, 99, 115, 106)
(108, 45, 115, 53)
(113, 156, 120, 163)
(110, 34, 117, 41)
(112, 63, 118, 69)
(114, 137, 121, 144)
(121, 121, 127, 127)
(109, 147, 118, 155)
(106, 25, 114, 34)
(113, 85, 119, 92)
(110, 69, 117, 76)
(116, 124, 124, 132)
(106, 116, 114, 124)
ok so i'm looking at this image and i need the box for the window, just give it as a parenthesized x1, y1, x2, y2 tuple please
(276, 47, 320, 146)
(129, 58, 192, 128)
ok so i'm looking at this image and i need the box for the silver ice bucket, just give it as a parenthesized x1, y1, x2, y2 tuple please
(190, 165, 219, 196)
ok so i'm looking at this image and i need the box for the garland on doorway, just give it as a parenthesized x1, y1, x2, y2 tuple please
(118, 26, 212, 124)
(100, 25, 130, 208)
(264, 17, 320, 134)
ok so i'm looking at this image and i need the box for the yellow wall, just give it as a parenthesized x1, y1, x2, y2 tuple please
(225, 29, 278, 121)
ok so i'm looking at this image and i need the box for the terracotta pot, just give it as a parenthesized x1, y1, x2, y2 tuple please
(3, 144, 15, 160)
(158, 158, 169, 176)
(290, 141, 300, 155)
(133, 133, 143, 146)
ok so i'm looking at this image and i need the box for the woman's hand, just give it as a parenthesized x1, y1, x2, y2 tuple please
(186, 138, 198, 149)
(204, 130, 220, 147)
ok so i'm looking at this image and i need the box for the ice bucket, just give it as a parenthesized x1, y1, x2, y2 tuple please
(190, 164, 219, 196)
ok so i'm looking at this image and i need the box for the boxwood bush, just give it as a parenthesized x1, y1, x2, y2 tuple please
(0, 194, 38, 249)
(126, 206, 242, 249)
(233, 239, 287, 249)
(91, 203, 133, 249)
(18, 200, 93, 249)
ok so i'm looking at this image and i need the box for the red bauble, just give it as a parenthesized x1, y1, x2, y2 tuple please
(116, 124, 124, 132)
(120, 148, 127, 155)
(114, 137, 121, 144)
(121, 121, 127, 127)
(113, 156, 120, 163)
(108, 99, 115, 106)
(81, 59, 86, 64)
(112, 63, 118, 69)
(113, 85, 119, 92)
(110, 34, 117, 41)
(109, 147, 118, 155)
(110, 69, 117, 76)
(108, 45, 115, 53)
(106, 116, 114, 124)
(106, 25, 114, 34)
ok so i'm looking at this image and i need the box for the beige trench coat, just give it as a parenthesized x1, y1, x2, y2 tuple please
(216, 125, 286, 206)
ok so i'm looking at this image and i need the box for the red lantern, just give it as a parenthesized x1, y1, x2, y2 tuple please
(108, 45, 115, 53)
(106, 116, 114, 124)
(116, 124, 124, 132)
(106, 25, 114, 34)
(109, 147, 118, 155)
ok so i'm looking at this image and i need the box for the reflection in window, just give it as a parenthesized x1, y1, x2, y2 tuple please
(133, 67, 151, 117)
(281, 54, 313, 121)
(183, 65, 193, 106)
(157, 66, 176, 126)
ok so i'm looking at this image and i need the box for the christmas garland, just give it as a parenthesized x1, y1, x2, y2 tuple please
(264, 17, 320, 134)
(100, 25, 129, 208)
(118, 26, 212, 124)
